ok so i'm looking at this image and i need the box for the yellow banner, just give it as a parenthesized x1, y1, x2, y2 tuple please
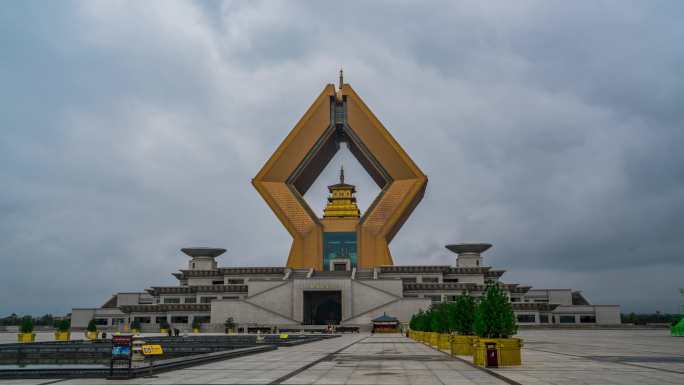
(142, 344, 164, 355)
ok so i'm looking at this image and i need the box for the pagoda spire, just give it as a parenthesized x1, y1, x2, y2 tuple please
(323, 166, 360, 218)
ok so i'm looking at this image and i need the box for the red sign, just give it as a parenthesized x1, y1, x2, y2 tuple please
(112, 335, 132, 346)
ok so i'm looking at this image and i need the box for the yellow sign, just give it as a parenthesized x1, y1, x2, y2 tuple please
(279, 333, 289, 339)
(142, 344, 164, 355)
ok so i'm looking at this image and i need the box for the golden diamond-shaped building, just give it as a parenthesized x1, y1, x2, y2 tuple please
(252, 75, 428, 271)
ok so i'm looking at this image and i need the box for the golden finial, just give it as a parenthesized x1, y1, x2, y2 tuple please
(339, 68, 344, 90)
(340, 165, 345, 184)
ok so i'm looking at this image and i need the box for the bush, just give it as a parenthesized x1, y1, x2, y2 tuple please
(429, 303, 450, 333)
(453, 292, 476, 335)
(57, 319, 70, 332)
(473, 284, 517, 338)
(20, 318, 34, 333)
(192, 318, 201, 329)
(224, 317, 235, 331)
(87, 319, 98, 332)
(160, 320, 170, 329)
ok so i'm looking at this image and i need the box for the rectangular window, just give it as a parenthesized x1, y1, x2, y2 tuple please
(443, 278, 459, 283)
(193, 316, 210, 324)
(184, 297, 197, 304)
(133, 316, 151, 324)
(559, 315, 575, 324)
(94, 318, 108, 325)
(539, 314, 549, 323)
(212, 280, 224, 285)
(517, 314, 536, 323)
(446, 295, 458, 302)
(163, 297, 180, 304)
(227, 279, 244, 285)
(422, 277, 439, 283)
(200, 296, 217, 304)
(155, 316, 167, 324)
(401, 277, 417, 283)
(510, 297, 520, 302)
(323, 232, 357, 271)
(170, 316, 188, 324)
(580, 315, 596, 323)
(426, 295, 442, 303)
(403, 294, 418, 298)
(112, 318, 126, 325)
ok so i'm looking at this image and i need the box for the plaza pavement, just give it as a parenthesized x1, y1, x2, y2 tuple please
(0, 333, 508, 385)
(1, 330, 682, 385)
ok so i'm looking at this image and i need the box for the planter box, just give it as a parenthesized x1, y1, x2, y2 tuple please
(429, 332, 439, 347)
(85, 331, 98, 340)
(451, 335, 476, 356)
(473, 338, 522, 367)
(17, 333, 35, 343)
(54, 331, 71, 341)
(438, 333, 451, 350)
(160, 328, 169, 334)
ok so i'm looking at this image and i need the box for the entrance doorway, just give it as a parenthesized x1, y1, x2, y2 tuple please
(303, 291, 342, 325)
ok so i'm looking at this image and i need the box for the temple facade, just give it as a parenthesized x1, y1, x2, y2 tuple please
(71, 76, 620, 331)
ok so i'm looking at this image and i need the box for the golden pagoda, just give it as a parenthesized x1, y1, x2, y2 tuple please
(323, 166, 361, 218)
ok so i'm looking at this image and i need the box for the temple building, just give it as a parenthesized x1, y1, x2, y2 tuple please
(71, 75, 620, 331)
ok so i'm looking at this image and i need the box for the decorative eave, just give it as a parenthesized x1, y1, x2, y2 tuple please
(219, 267, 286, 275)
(120, 304, 211, 313)
(147, 285, 248, 296)
(509, 285, 532, 294)
(381, 266, 451, 274)
(485, 269, 506, 278)
(445, 267, 492, 274)
(403, 283, 481, 291)
(512, 303, 559, 312)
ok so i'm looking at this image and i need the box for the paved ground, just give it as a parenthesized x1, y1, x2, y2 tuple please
(1, 330, 683, 384)
(0, 334, 506, 385)
(494, 329, 684, 385)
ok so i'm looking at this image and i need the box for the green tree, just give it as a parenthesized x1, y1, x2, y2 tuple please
(87, 319, 98, 332)
(453, 292, 476, 335)
(56, 319, 70, 332)
(430, 303, 450, 333)
(224, 317, 235, 333)
(20, 317, 34, 333)
(473, 284, 517, 338)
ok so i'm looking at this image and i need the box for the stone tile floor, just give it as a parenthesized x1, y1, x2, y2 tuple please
(0, 334, 507, 385)
(488, 329, 684, 385)
(1, 330, 682, 385)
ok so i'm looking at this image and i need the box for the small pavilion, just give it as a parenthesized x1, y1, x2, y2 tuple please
(372, 313, 400, 333)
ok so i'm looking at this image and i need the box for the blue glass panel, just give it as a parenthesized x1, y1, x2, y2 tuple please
(323, 232, 357, 271)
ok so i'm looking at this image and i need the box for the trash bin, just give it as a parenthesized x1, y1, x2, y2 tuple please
(485, 342, 498, 368)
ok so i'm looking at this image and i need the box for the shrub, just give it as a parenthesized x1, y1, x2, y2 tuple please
(429, 303, 450, 333)
(20, 318, 34, 333)
(57, 319, 70, 332)
(473, 284, 517, 338)
(130, 319, 141, 331)
(86, 319, 98, 332)
(160, 320, 170, 330)
(453, 292, 476, 335)
(192, 318, 201, 329)
(224, 317, 235, 331)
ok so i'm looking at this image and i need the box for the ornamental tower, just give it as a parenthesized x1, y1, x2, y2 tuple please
(323, 166, 361, 219)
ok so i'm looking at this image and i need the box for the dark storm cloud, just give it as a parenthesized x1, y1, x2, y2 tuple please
(1, 1, 683, 315)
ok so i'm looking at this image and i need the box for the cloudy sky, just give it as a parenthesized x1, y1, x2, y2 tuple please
(2, 1, 683, 316)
